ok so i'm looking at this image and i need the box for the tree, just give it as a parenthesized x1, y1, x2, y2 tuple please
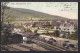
(1, 2, 10, 25)
(62, 34, 66, 38)
(54, 30, 60, 37)
(32, 24, 36, 27)
(67, 31, 78, 40)
(21, 27, 25, 31)
(1, 2, 13, 45)
(5, 15, 13, 23)
(1, 26, 12, 45)
(1, 2, 11, 31)
(73, 31, 78, 40)
(25, 28, 32, 32)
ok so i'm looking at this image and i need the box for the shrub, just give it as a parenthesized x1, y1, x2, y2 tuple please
(25, 28, 32, 32)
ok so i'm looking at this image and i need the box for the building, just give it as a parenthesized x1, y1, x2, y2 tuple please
(23, 23, 32, 28)
(53, 20, 77, 34)
(13, 26, 22, 33)
(37, 30, 47, 34)
(23, 21, 50, 28)
(11, 33, 23, 44)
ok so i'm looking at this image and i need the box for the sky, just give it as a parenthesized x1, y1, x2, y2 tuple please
(7, 2, 78, 19)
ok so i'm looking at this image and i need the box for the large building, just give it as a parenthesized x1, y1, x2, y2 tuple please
(23, 21, 51, 28)
(53, 20, 78, 34)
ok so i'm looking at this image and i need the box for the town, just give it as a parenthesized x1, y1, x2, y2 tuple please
(1, 18, 78, 51)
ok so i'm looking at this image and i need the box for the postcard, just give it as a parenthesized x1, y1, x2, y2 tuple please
(1, 2, 78, 51)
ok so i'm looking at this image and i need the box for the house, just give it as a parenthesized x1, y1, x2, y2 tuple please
(34, 22, 41, 27)
(34, 21, 50, 26)
(53, 20, 77, 34)
(30, 28, 38, 33)
(33, 22, 44, 27)
(48, 30, 54, 33)
(23, 21, 51, 28)
(70, 21, 78, 30)
(37, 30, 47, 34)
(53, 21, 61, 30)
(13, 26, 22, 33)
(23, 23, 32, 28)
(46, 21, 50, 25)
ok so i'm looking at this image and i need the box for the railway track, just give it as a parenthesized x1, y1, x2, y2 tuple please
(34, 38, 78, 51)
(2, 43, 44, 51)
(1, 47, 9, 51)
(17, 44, 41, 51)
(34, 38, 75, 51)
(2, 46, 21, 51)
(34, 37, 67, 50)
(2, 44, 30, 51)
(1, 37, 77, 51)
(32, 39, 66, 51)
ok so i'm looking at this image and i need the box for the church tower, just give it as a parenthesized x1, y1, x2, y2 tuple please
(31, 17, 33, 25)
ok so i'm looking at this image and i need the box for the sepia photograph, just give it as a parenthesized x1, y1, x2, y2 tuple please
(1, 2, 78, 51)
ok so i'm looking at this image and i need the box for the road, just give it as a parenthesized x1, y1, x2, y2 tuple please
(40, 35, 78, 47)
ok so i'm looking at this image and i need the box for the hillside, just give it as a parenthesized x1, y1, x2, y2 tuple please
(8, 8, 69, 21)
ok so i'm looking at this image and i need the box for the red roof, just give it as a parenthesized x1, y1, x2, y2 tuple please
(34, 22, 40, 24)
(74, 23, 77, 27)
(61, 20, 65, 23)
(64, 23, 71, 27)
(27, 23, 32, 26)
(41, 22, 45, 25)
(19, 32, 39, 36)
(14, 26, 22, 28)
(70, 22, 77, 27)
(34, 22, 46, 25)
(70, 22, 74, 25)
(53, 20, 77, 27)
(24, 23, 32, 26)
(24, 22, 50, 26)
(46, 22, 50, 25)
(53, 22, 61, 26)
(24, 23, 28, 25)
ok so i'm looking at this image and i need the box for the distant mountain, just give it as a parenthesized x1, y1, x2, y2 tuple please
(8, 8, 69, 21)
